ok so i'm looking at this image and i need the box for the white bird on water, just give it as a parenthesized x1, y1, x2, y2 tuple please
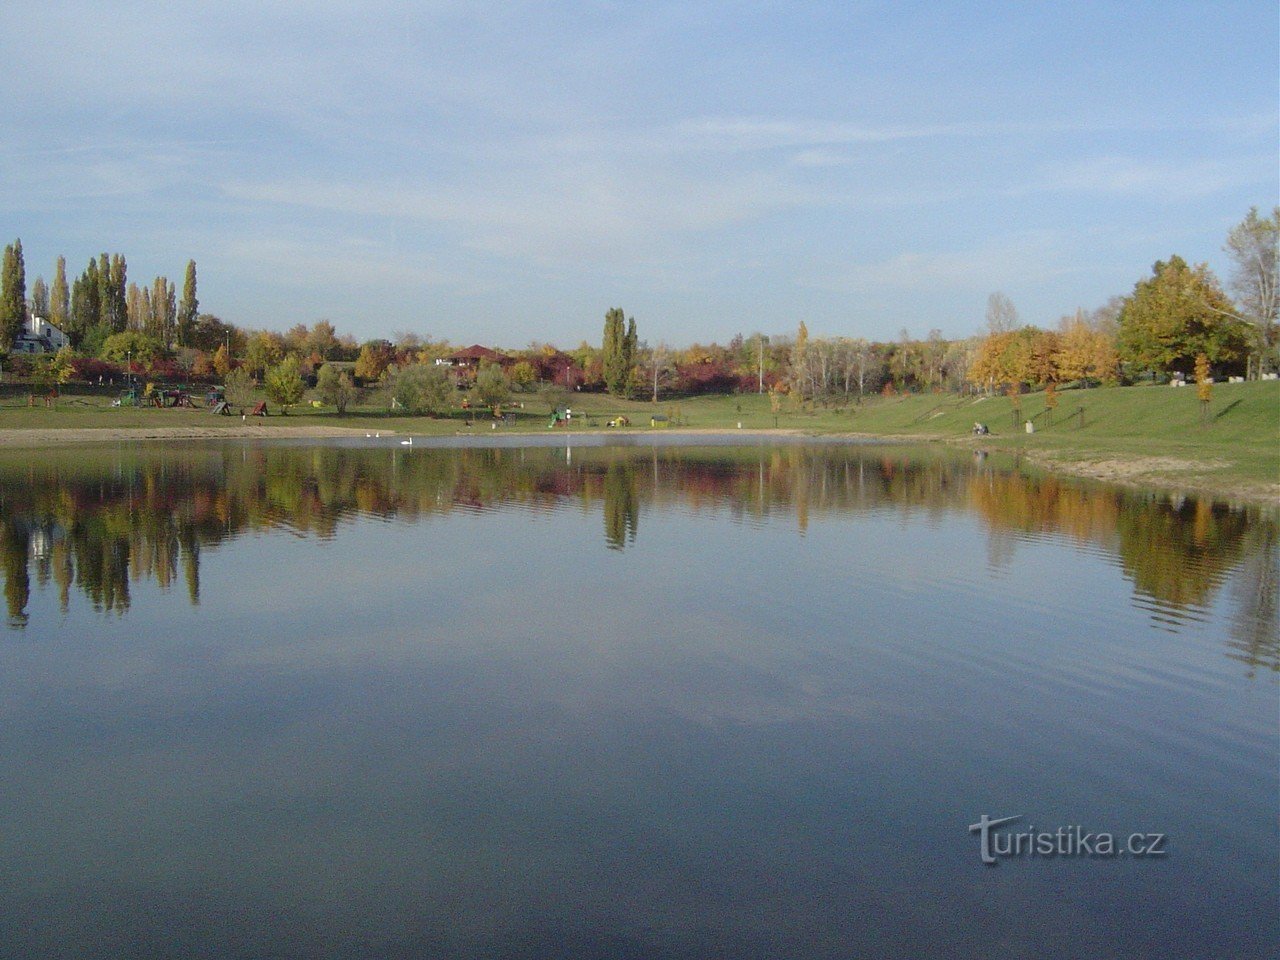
(400, 437, 413, 446)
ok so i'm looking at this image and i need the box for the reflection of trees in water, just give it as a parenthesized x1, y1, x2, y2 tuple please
(601, 459, 640, 551)
(1227, 524, 1279, 677)
(0, 445, 1275, 675)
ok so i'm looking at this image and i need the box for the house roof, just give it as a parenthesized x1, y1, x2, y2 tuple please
(446, 345, 509, 363)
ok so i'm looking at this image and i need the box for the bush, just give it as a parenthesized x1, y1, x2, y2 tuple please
(317, 363, 357, 414)
(264, 356, 306, 413)
(387, 363, 452, 415)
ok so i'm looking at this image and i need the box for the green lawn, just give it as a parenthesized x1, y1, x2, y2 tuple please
(2, 380, 1276, 494)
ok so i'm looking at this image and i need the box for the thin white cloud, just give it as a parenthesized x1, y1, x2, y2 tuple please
(803, 232, 1077, 294)
(1035, 155, 1259, 198)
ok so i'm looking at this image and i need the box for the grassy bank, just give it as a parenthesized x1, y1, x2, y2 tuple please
(2, 380, 1276, 499)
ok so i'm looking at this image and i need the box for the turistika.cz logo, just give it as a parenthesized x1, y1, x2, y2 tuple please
(969, 814, 1167, 865)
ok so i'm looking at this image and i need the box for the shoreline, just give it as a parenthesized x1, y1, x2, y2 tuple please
(1, 423, 1275, 505)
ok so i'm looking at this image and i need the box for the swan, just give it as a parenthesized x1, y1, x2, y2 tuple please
(400, 438, 413, 446)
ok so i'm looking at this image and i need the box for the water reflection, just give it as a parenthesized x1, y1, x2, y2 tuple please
(0, 441, 1275, 673)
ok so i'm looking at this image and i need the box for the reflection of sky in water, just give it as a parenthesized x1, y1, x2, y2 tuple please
(0, 443, 1276, 958)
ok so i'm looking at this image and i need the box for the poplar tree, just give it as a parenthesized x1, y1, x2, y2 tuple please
(0, 240, 28, 347)
(69, 258, 101, 346)
(178, 260, 198, 347)
(602, 306, 637, 396)
(150, 276, 176, 344)
(110, 255, 128, 332)
(49, 256, 69, 330)
(29, 277, 49, 320)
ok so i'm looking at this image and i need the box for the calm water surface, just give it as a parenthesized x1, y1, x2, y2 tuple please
(0, 439, 1276, 959)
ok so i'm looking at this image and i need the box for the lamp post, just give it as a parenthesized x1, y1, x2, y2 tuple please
(126, 350, 131, 390)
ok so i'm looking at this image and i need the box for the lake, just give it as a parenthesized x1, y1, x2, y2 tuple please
(0, 438, 1275, 959)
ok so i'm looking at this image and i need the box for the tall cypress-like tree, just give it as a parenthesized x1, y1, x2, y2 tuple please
(602, 306, 628, 395)
(110, 255, 128, 333)
(624, 317, 637, 368)
(178, 260, 198, 347)
(49, 256, 69, 330)
(1, 240, 28, 348)
(69, 258, 102, 347)
(150, 276, 176, 344)
(96, 253, 114, 331)
(29, 277, 49, 321)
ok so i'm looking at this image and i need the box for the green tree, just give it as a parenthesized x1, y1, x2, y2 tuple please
(150, 276, 176, 344)
(244, 331, 283, 380)
(68, 258, 101, 346)
(101, 331, 165, 366)
(602, 307, 623, 393)
(474, 362, 511, 412)
(192, 313, 239, 355)
(316, 363, 357, 414)
(602, 307, 635, 396)
(264, 355, 305, 413)
(1116, 256, 1249, 376)
(97, 253, 127, 333)
(49, 256, 69, 331)
(624, 317, 638, 395)
(0, 239, 27, 348)
(177, 260, 198, 347)
(31, 346, 75, 396)
(387, 363, 452, 415)
(223, 367, 254, 407)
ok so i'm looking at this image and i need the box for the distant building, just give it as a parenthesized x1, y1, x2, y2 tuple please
(435, 345, 512, 369)
(11, 316, 69, 355)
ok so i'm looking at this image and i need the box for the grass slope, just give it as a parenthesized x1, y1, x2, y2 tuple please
(2, 380, 1276, 496)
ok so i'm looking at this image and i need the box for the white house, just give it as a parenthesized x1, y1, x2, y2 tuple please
(10, 316, 70, 355)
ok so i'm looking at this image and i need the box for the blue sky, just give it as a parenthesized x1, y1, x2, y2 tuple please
(1, 1, 1275, 346)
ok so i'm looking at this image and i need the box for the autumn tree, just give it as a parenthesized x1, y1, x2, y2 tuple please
(1195, 353, 1212, 423)
(509, 360, 537, 390)
(1116, 256, 1249, 376)
(306, 320, 339, 360)
(354, 340, 393, 382)
(212, 344, 232, 376)
(1055, 310, 1118, 386)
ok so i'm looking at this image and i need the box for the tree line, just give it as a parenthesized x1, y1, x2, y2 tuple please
(2, 207, 1274, 406)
